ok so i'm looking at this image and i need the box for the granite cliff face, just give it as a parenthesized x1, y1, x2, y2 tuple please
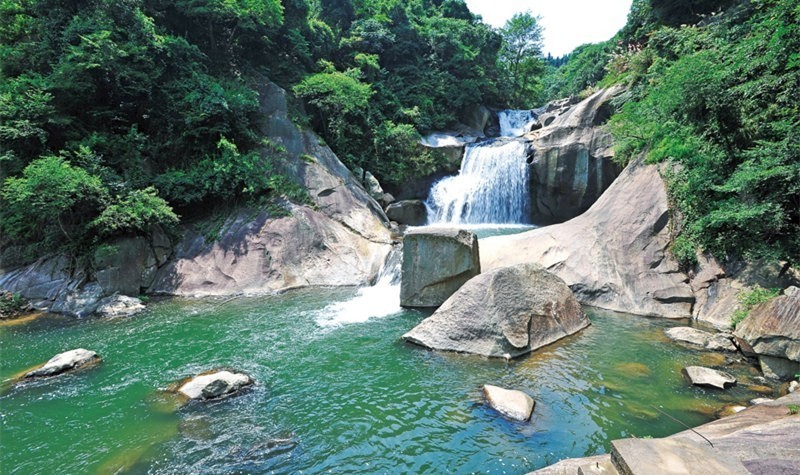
(524, 87, 624, 224)
(0, 81, 392, 312)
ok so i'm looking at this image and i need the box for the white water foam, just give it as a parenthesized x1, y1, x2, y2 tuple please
(315, 248, 403, 328)
(498, 109, 537, 137)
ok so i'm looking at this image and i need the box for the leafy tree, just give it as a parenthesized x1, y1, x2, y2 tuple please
(498, 12, 545, 107)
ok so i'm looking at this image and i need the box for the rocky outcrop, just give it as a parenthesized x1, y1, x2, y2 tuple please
(142, 82, 394, 297)
(734, 290, 800, 379)
(25, 349, 100, 378)
(385, 200, 427, 226)
(682, 366, 736, 389)
(481, 157, 693, 319)
(691, 256, 799, 329)
(524, 87, 624, 224)
(483, 384, 535, 422)
(664, 327, 736, 352)
(177, 370, 253, 401)
(0, 80, 392, 308)
(400, 228, 480, 307)
(403, 264, 589, 358)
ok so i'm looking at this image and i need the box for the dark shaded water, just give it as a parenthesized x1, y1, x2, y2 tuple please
(0, 291, 771, 474)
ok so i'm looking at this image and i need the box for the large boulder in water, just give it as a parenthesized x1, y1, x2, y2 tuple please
(735, 290, 800, 379)
(400, 228, 480, 308)
(403, 263, 589, 358)
(25, 349, 100, 378)
(481, 156, 694, 319)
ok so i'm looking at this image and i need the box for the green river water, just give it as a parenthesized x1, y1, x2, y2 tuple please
(0, 286, 774, 474)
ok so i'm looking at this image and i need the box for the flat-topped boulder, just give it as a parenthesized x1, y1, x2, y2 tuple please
(25, 349, 100, 378)
(611, 437, 749, 475)
(403, 263, 589, 358)
(177, 370, 253, 401)
(483, 384, 535, 422)
(664, 327, 736, 352)
(682, 366, 736, 389)
(400, 228, 480, 308)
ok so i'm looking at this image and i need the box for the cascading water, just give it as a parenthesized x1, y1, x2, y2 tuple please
(426, 139, 530, 224)
(498, 109, 537, 137)
(315, 247, 403, 327)
(424, 109, 537, 225)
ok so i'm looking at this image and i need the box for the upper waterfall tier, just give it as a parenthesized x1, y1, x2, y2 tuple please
(426, 139, 530, 225)
(498, 110, 537, 137)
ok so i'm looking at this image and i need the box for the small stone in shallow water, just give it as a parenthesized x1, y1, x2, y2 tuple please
(483, 384, 535, 422)
(178, 370, 253, 401)
(682, 366, 737, 389)
(615, 362, 651, 378)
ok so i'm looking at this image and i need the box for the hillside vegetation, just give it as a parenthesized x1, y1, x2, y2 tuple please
(0, 0, 544, 265)
(548, 0, 799, 267)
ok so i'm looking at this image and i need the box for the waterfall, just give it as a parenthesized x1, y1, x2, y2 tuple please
(426, 139, 530, 224)
(498, 109, 537, 137)
(315, 247, 403, 327)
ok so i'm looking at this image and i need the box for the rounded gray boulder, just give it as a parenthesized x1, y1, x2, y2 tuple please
(403, 263, 589, 358)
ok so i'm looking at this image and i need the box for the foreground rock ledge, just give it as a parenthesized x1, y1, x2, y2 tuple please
(25, 349, 100, 378)
(178, 370, 254, 401)
(682, 366, 736, 389)
(664, 327, 736, 352)
(403, 263, 589, 358)
(483, 384, 535, 422)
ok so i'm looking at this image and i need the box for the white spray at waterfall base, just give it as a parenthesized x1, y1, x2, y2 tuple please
(315, 248, 403, 327)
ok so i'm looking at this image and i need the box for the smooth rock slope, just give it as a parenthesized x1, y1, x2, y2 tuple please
(481, 157, 694, 319)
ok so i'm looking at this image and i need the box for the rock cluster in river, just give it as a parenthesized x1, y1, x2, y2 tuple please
(400, 228, 480, 307)
(403, 263, 589, 358)
(664, 327, 736, 352)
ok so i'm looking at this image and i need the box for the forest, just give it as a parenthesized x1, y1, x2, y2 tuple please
(1, 0, 798, 269)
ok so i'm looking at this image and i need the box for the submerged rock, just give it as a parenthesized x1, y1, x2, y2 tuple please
(400, 228, 480, 308)
(25, 349, 100, 378)
(483, 384, 535, 422)
(664, 327, 736, 352)
(178, 370, 253, 401)
(682, 366, 737, 389)
(403, 263, 589, 358)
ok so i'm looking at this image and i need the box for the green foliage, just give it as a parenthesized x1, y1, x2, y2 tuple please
(0, 290, 28, 319)
(608, 0, 800, 264)
(788, 404, 800, 415)
(544, 41, 614, 101)
(498, 12, 545, 107)
(92, 187, 179, 237)
(730, 285, 780, 329)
